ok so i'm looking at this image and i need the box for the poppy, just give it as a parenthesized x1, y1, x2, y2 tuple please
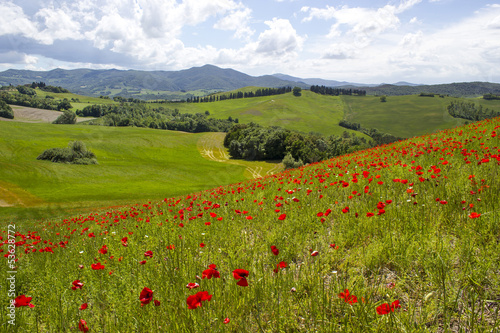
(121, 237, 128, 246)
(72, 280, 83, 290)
(273, 261, 287, 273)
(186, 291, 213, 309)
(271, 245, 279, 256)
(13, 295, 33, 307)
(233, 269, 249, 287)
(98, 245, 108, 254)
(311, 251, 319, 256)
(469, 212, 481, 218)
(139, 260, 147, 265)
(338, 289, 358, 304)
(278, 214, 286, 220)
(376, 300, 401, 315)
(139, 287, 154, 307)
(91, 262, 105, 270)
(144, 250, 153, 258)
(154, 300, 161, 306)
(78, 319, 89, 332)
(186, 282, 200, 290)
(202, 264, 220, 279)
(224, 317, 230, 324)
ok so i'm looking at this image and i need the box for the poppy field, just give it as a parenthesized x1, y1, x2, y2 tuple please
(1, 116, 500, 332)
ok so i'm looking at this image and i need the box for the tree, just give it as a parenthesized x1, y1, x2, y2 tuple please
(292, 87, 302, 97)
(53, 110, 76, 124)
(0, 100, 14, 119)
(57, 98, 72, 111)
(380, 96, 387, 102)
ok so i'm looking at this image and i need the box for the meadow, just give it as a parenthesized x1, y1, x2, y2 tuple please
(1, 115, 499, 332)
(0, 121, 249, 221)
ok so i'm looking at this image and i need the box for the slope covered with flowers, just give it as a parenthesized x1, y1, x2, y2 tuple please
(2, 117, 500, 332)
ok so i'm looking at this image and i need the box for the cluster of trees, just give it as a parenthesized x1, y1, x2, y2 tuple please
(223, 122, 368, 167)
(0, 100, 14, 119)
(483, 93, 500, 100)
(447, 101, 500, 121)
(186, 87, 293, 103)
(0, 91, 72, 111)
(79, 103, 238, 132)
(310, 85, 366, 96)
(53, 110, 76, 124)
(28, 82, 70, 93)
(338, 120, 404, 145)
(37, 141, 97, 165)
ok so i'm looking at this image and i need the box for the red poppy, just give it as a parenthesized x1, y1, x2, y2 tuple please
(376, 300, 401, 315)
(310, 250, 319, 256)
(338, 289, 358, 304)
(98, 245, 108, 254)
(271, 245, 279, 256)
(78, 319, 89, 332)
(469, 212, 481, 218)
(144, 250, 153, 258)
(278, 214, 286, 220)
(233, 269, 249, 287)
(224, 317, 230, 324)
(186, 282, 200, 289)
(139, 287, 154, 307)
(186, 291, 213, 309)
(154, 300, 161, 306)
(13, 295, 32, 307)
(202, 264, 220, 279)
(273, 261, 287, 273)
(72, 280, 83, 290)
(199, 243, 205, 248)
(91, 262, 105, 270)
(139, 260, 146, 265)
(121, 237, 128, 247)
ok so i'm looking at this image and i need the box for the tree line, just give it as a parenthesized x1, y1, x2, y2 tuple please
(186, 87, 293, 103)
(0, 91, 72, 111)
(338, 120, 404, 145)
(447, 101, 500, 121)
(310, 85, 366, 96)
(79, 103, 238, 133)
(223, 122, 369, 168)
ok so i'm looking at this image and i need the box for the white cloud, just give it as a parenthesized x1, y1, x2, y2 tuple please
(254, 18, 305, 56)
(213, 8, 255, 39)
(0, 2, 39, 39)
(35, 7, 84, 44)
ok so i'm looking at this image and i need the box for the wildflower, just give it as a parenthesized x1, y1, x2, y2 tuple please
(79, 303, 88, 310)
(186, 282, 200, 290)
(121, 237, 128, 246)
(187, 291, 212, 309)
(376, 300, 401, 315)
(202, 264, 220, 279)
(72, 280, 83, 290)
(139, 287, 154, 307)
(278, 214, 286, 220)
(144, 250, 153, 258)
(78, 319, 89, 332)
(338, 289, 358, 304)
(91, 262, 105, 270)
(271, 245, 279, 256)
(154, 300, 161, 306)
(224, 317, 230, 324)
(233, 269, 249, 287)
(14, 295, 33, 307)
(98, 245, 108, 254)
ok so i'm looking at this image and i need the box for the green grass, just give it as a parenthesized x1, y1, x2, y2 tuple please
(341, 95, 468, 138)
(1, 117, 499, 332)
(0, 121, 246, 218)
(156, 90, 366, 138)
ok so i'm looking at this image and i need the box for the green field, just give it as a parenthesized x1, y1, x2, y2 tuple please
(0, 121, 248, 219)
(341, 94, 500, 138)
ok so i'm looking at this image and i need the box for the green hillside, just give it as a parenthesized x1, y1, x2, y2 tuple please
(341, 94, 500, 138)
(0, 121, 247, 217)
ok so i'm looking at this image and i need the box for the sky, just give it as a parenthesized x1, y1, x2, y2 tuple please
(1, 0, 500, 84)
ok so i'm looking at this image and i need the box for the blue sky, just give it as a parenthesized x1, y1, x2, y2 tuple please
(1, 0, 499, 84)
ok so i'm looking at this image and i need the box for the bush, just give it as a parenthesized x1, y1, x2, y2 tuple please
(282, 153, 304, 170)
(53, 110, 76, 124)
(0, 100, 14, 119)
(37, 141, 97, 164)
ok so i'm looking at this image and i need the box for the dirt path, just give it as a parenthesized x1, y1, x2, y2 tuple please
(197, 133, 282, 179)
(0, 105, 92, 123)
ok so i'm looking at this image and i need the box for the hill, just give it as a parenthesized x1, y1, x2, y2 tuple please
(1, 116, 499, 331)
(0, 65, 309, 99)
(363, 81, 500, 97)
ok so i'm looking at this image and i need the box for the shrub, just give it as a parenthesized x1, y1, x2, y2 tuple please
(37, 141, 97, 164)
(53, 110, 76, 124)
(0, 100, 14, 119)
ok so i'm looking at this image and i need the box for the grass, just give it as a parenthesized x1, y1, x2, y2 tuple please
(0, 116, 499, 332)
(0, 121, 247, 220)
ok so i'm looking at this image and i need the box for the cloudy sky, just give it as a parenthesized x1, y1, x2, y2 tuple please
(1, 0, 499, 84)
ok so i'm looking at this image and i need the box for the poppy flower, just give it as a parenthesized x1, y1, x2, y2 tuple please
(202, 264, 220, 279)
(13, 295, 33, 307)
(154, 300, 161, 306)
(278, 214, 286, 220)
(78, 319, 89, 332)
(273, 261, 287, 273)
(121, 237, 128, 246)
(311, 251, 319, 256)
(186, 291, 213, 309)
(224, 317, 230, 324)
(139, 260, 146, 265)
(91, 262, 105, 270)
(72, 280, 83, 290)
(469, 212, 481, 218)
(139, 287, 154, 307)
(199, 243, 205, 248)
(338, 289, 358, 304)
(79, 303, 88, 310)
(376, 300, 401, 315)
(233, 269, 249, 287)
(186, 282, 200, 290)
(98, 245, 108, 254)
(270, 245, 279, 256)
(144, 250, 153, 258)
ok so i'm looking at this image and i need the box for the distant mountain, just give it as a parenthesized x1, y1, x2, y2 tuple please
(272, 73, 372, 87)
(0, 65, 309, 98)
(363, 82, 500, 97)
